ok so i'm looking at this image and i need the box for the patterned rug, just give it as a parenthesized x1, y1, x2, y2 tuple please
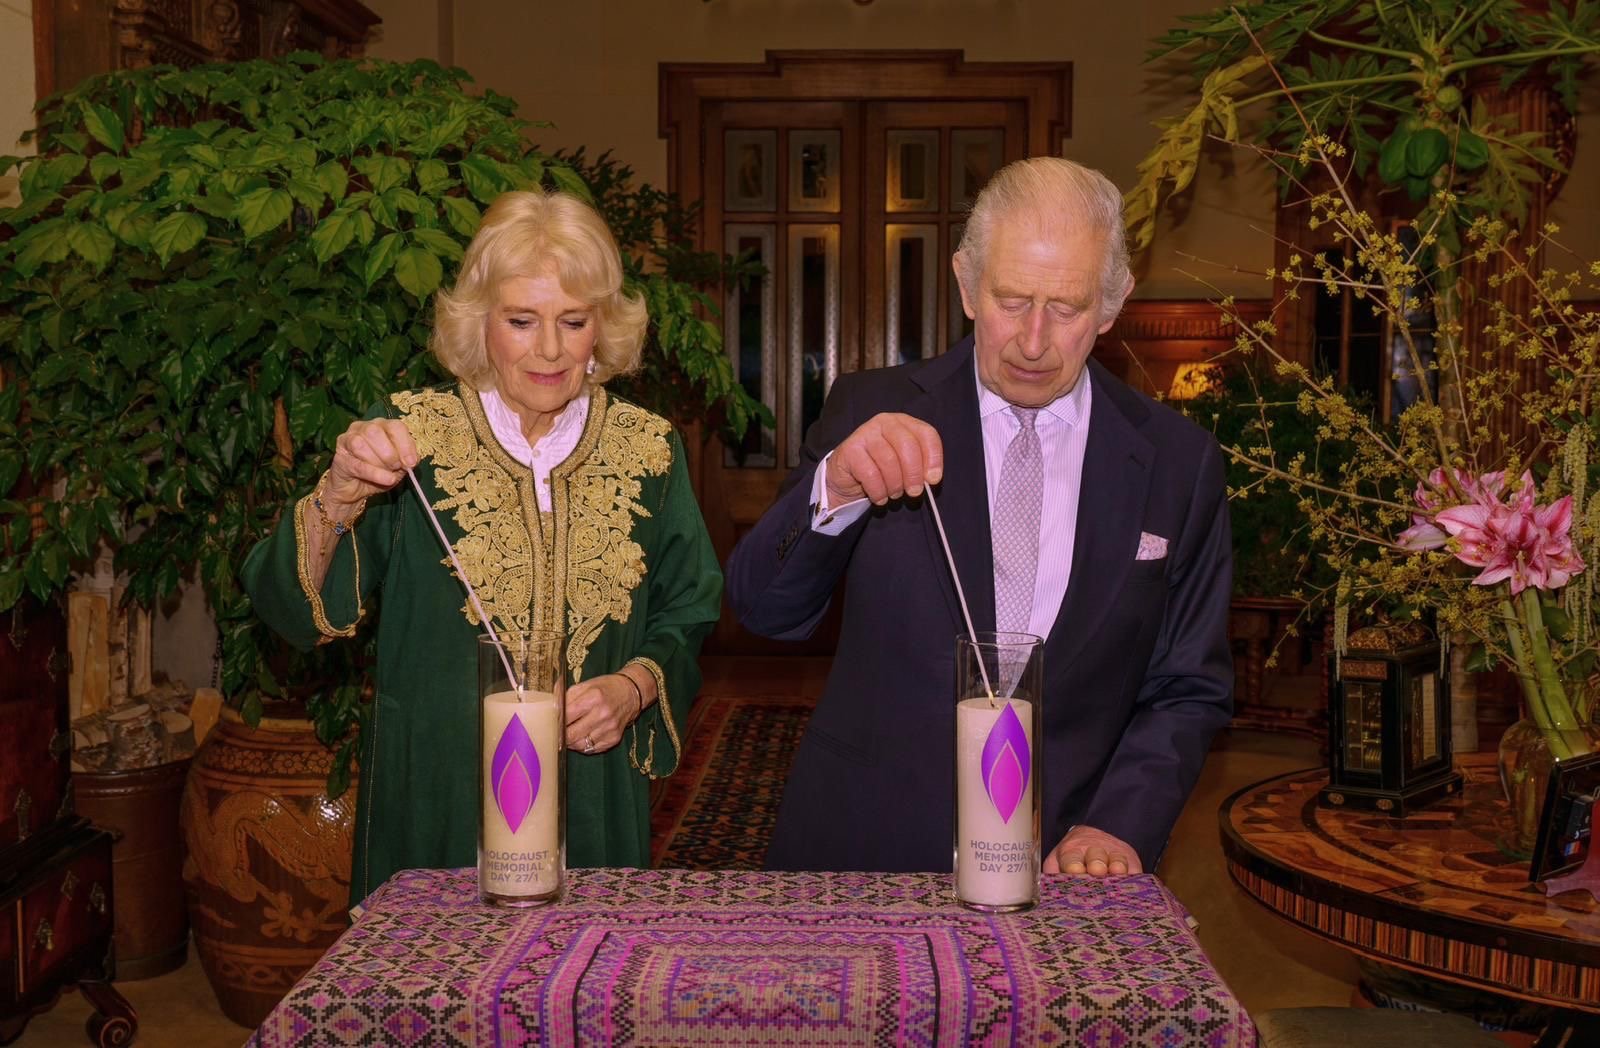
(649, 694, 813, 869)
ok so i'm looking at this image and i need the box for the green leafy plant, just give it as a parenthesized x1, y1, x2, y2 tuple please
(1183, 369, 1346, 598)
(1128, 0, 1600, 256)
(0, 54, 758, 793)
(1128, 2, 1600, 400)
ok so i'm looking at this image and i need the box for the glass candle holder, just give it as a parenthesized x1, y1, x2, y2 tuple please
(478, 630, 565, 907)
(953, 631, 1043, 912)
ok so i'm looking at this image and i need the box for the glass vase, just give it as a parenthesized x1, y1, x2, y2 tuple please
(953, 632, 1044, 913)
(1496, 718, 1554, 860)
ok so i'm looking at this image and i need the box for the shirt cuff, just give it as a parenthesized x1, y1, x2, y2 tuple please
(809, 452, 870, 536)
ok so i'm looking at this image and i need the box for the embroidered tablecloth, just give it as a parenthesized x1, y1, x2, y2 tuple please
(248, 867, 1254, 1047)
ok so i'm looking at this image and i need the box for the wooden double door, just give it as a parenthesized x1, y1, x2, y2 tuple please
(660, 52, 1071, 651)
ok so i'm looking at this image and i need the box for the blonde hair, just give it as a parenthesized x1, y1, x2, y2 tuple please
(955, 156, 1134, 324)
(431, 189, 648, 388)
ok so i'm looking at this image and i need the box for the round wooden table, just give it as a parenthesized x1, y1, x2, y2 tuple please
(1221, 752, 1600, 1015)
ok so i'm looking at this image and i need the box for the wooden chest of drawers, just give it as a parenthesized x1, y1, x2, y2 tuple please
(0, 601, 133, 1046)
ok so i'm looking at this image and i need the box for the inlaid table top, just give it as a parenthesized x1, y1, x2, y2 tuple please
(247, 866, 1254, 1047)
(1222, 752, 1600, 1013)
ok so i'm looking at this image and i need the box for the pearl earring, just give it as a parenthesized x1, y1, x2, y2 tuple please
(585, 359, 597, 376)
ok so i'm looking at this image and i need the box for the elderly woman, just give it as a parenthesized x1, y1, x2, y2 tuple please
(242, 189, 722, 902)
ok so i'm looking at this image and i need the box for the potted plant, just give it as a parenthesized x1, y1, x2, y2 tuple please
(0, 52, 763, 1023)
(1128, 0, 1600, 408)
(1182, 369, 1345, 730)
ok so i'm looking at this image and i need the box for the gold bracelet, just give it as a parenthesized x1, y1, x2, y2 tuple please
(621, 672, 645, 718)
(310, 473, 368, 538)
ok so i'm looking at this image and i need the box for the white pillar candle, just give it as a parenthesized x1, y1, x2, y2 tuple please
(956, 695, 1037, 908)
(480, 690, 561, 901)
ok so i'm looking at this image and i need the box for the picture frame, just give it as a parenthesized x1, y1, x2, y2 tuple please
(1530, 749, 1600, 883)
(724, 130, 778, 212)
(788, 129, 841, 212)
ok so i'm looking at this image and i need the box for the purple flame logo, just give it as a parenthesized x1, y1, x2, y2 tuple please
(490, 713, 540, 833)
(980, 703, 1030, 824)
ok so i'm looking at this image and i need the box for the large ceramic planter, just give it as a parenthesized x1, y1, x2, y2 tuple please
(179, 703, 357, 1028)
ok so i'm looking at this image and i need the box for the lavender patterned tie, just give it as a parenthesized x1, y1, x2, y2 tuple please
(993, 406, 1043, 639)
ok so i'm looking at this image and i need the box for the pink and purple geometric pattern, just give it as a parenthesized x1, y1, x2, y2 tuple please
(248, 868, 1256, 1047)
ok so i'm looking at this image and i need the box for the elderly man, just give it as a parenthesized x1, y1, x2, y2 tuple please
(726, 156, 1233, 878)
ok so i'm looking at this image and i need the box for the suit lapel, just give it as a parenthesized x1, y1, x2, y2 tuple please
(1046, 361, 1154, 671)
(909, 340, 995, 634)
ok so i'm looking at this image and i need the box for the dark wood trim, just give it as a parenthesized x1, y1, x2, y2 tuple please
(31, 0, 56, 99)
(661, 51, 1072, 217)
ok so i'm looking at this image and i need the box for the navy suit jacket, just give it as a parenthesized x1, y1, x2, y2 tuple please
(726, 339, 1234, 873)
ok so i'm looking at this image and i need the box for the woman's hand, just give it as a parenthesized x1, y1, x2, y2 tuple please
(325, 419, 420, 508)
(565, 670, 651, 755)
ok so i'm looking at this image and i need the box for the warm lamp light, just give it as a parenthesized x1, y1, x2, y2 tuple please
(1168, 362, 1223, 400)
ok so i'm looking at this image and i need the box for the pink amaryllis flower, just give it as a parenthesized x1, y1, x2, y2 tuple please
(1398, 467, 1509, 551)
(1433, 471, 1585, 594)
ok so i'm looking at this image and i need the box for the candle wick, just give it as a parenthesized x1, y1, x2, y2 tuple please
(925, 487, 997, 707)
(406, 466, 526, 702)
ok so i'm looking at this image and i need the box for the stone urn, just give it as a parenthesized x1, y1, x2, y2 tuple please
(179, 702, 357, 1028)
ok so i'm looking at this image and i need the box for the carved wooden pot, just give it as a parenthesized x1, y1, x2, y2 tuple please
(74, 758, 192, 980)
(179, 703, 357, 1028)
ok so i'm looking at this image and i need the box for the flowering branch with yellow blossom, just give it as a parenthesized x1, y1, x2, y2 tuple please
(1197, 128, 1600, 761)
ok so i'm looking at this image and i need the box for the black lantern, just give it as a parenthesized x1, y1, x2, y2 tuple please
(1321, 619, 1462, 814)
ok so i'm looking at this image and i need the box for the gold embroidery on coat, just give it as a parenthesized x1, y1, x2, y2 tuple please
(558, 395, 672, 681)
(391, 389, 535, 632)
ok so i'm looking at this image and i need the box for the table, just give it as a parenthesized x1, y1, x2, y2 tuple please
(249, 867, 1255, 1047)
(1221, 753, 1600, 1015)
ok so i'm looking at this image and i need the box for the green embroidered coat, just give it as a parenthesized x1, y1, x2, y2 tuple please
(242, 385, 722, 903)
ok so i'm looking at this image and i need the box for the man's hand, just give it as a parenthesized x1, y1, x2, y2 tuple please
(824, 413, 943, 507)
(1044, 825, 1142, 878)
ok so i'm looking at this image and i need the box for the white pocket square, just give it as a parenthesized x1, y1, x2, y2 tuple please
(1137, 532, 1168, 561)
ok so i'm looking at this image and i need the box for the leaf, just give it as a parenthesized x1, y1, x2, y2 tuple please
(311, 209, 357, 263)
(548, 164, 591, 200)
(354, 155, 411, 195)
(1454, 129, 1489, 172)
(236, 186, 294, 238)
(288, 387, 330, 443)
(82, 102, 125, 153)
(457, 155, 505, 203)
(415, 158, 450, 195)
(16, 225, 73, 271)
(89, 154, 122, 184)
(288, 177, 326, 210)
(1404, 128, 1448, 179)
(316, 160, 349, 203)
(364, 232, 403, 287)
(1377, 128, 1410, 185)
(393, 245, 443, 298)
(1542, 602, 1573, 642)
(149, 212, 207, 266)
(66, 222, 115, 268)
(411, 227, 463, 260)
(187, 144, 224, 169)
(0, 572, 22, 613)
(442, 196, 480, 237)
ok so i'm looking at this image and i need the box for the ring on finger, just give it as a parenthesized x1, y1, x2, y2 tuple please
(582, 735, 594, 754)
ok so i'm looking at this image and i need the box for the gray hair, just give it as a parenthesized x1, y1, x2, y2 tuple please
(955, 156, 1133, 324)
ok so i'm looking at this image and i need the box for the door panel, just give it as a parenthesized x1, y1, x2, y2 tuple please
(660, 53, 1071, 653)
